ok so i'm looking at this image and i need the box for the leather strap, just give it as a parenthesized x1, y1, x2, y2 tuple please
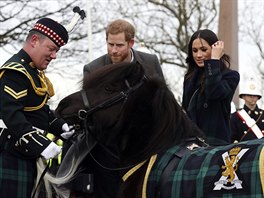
(31, 160, 50, 198)
(158, 147, 191, 198)
(157, 137, 206, 198)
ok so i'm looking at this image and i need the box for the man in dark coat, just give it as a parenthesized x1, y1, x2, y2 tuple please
(73, 19, 164, 198)
(0, 18, 74, 197)
(83, 48, 164, 79)
(83, 20, 164, 79)
(231, 80, 264, 142)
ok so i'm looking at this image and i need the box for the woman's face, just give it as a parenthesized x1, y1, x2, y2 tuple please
(192, 38, 212, 67)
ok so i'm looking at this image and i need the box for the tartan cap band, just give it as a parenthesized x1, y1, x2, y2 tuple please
(30, 18, 68, 47)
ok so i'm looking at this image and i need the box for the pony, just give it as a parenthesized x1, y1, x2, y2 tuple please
(41, 61, 264, 198)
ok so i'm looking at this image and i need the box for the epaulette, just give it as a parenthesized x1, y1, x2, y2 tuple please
(0, 62, 31, 80)
(0, 61, 49, 111)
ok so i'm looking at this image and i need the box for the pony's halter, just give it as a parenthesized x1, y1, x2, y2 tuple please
(78, 75, 147, 120)
(76, 75, 147, 171)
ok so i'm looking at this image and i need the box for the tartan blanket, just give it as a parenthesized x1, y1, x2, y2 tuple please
(147, 139, 264, 198)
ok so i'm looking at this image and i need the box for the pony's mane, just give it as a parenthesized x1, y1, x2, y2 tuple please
(81, 61, 204, 165)
(83, 62, 143, 90)
(116, 74, 205, 165)
(42, 62, 205, 198)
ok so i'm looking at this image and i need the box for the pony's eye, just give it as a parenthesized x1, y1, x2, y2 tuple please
(105, 86, 114, 94)
(104, 82, 120, 94)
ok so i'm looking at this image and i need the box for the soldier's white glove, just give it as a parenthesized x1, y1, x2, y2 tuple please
(41, 142, 61, 160)
(60, 123, 75, 139)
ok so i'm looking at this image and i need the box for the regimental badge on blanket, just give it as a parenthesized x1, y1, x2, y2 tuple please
(214, 146, 249, 190)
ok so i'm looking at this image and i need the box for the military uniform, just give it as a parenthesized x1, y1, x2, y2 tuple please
(230, 105, 264, 142)
(230, 80, 264, 142)
(0, 17, 69, 198)
(0, 49, 67, 197)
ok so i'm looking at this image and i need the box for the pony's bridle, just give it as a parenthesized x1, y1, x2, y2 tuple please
(75, 75, 147, 171)
(78, 75, 147, 120)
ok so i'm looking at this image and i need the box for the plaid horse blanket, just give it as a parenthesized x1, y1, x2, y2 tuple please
(146, 139, 264, 198)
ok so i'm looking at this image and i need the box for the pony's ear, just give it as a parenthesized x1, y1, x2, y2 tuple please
(125, 61, 145, 85)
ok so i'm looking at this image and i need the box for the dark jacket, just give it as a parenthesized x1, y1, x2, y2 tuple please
(230, 105, 264, 142)
(83, 48, 164, 80)
(182, 59, 240, 146)
(0, 49, 65, 158)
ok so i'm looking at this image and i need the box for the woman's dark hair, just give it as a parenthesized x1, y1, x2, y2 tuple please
(185, 29, 230, 80)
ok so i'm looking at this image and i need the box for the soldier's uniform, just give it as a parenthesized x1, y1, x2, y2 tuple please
(230, 80, 264, 142)
(0, 18, 68, 198)
(231, 105, 264, 141)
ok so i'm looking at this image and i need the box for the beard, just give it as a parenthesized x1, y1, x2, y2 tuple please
(110, 51, 130, 64)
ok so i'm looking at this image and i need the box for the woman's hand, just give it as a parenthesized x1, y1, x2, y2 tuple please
(211, 41, 224, 60)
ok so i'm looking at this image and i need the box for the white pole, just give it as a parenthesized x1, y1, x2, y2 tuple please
(87, 0, 93, 61)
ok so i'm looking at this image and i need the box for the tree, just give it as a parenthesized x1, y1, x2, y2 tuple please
(239, 0, 264, 66)
(99, 0, 218, 68)
(0, 0, 88, 70)
(239, 0, 264, 107)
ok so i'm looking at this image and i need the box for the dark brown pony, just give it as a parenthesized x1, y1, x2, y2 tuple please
(49, 61, 264, 198)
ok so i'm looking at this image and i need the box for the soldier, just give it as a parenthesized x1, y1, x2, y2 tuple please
(0, 18, 75, 197)
(230, 80, 264, 142)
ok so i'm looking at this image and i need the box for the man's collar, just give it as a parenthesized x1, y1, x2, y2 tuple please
(244, 104, 260, 113)
(130, 49, 134, 62)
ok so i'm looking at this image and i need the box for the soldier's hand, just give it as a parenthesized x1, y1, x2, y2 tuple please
(41, 142, 61, 160)
(60, 123, 75, 139)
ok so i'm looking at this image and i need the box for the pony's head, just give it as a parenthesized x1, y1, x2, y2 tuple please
(55, 61, 204, 165)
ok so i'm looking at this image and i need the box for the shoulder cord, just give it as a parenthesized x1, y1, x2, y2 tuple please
(0, 66, 51, 111)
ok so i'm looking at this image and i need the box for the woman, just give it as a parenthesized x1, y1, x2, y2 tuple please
(182, 29, 240, 146)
